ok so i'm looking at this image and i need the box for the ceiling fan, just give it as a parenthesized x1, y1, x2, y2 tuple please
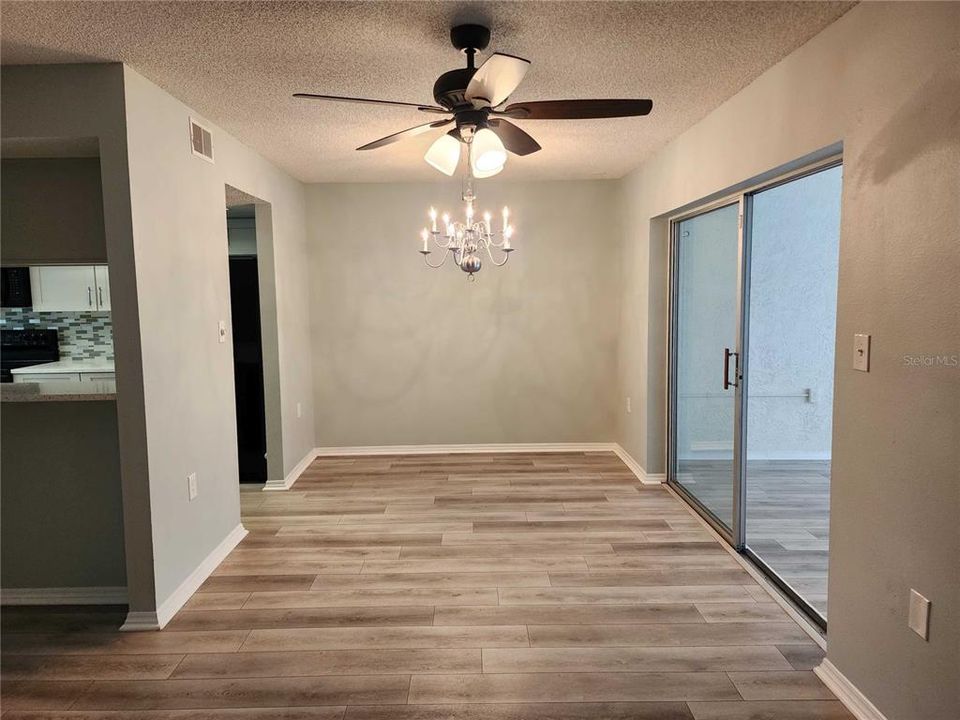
(294, 24, 653, 178)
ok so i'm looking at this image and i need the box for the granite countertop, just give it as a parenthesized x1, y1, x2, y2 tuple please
(10, 358, 116, 375)
(1, 379, 116, 403)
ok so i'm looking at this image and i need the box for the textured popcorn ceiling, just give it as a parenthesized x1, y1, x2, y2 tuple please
(1, 1, 852, 182)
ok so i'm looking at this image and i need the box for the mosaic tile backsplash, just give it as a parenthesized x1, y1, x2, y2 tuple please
(0, 308, 114, 360)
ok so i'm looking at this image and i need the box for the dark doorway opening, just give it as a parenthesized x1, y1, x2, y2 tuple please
(227, 205, 267, 483)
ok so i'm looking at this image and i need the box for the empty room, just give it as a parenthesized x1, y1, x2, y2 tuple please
(0, 2, 957, 719)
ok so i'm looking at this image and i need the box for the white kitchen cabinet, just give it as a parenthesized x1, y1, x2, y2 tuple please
(13, 372, 82, 383)
(29, 265, 110, 312)
(94, 265, 111, 311)
(79, 372, 115, 382)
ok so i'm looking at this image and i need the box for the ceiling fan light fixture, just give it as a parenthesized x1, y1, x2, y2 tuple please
(424, 133, 461, 176)
(470, 128, 507, 177)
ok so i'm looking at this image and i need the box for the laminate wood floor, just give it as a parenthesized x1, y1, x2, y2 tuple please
(677, 459, 830, 615)
(1, 452, 851, 719)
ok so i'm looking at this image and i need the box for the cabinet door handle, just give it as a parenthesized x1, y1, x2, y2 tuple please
(88, 287, 93, 307)
(98, 286, 104, 307)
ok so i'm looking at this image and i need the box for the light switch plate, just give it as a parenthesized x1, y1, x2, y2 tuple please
(187, 472, 198, 501)
(297, 402, 302, 419)
(908, 589, 930, 639)
(626, 397, 632, 414)
(218, 321, 227, 344)
(853, 333, 870, 372)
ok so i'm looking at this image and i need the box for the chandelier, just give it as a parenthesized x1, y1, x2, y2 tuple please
(419, 177, 515, 279)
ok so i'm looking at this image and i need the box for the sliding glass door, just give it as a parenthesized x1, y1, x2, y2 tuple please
(668, 158, 842, 628)
(742, 164, 842, 621)
(670, 202, 743, 540)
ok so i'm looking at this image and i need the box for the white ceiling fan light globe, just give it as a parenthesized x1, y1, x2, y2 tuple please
(470, 128, 507, 177)
(424, 134, 461, 176)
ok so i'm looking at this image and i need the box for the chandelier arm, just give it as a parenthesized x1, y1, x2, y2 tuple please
(485, 242, 512, 267)
(423, 247, 451, 269)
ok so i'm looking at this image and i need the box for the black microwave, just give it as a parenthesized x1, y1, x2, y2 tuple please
(1, 267, 32, 308)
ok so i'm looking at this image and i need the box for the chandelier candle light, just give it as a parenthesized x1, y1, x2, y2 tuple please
(419, 194, 515, 279)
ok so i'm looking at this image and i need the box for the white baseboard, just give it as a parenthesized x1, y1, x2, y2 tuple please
(1, 586, 127, 605)
(815, 659, 889, 720)
(118, 610, 160, 631)
(121, 523, 247, 631)
(263, 447, 318, 491)
(612, 444, 664, 485)
(314, 442, 618, 457)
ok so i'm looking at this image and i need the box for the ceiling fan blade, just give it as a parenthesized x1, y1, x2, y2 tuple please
(488, 119, 541, 156)
(357, 118, 453, 151)
(294, 93, 447, 114)
(495, 99, 653, 120)
(465, 52, 531, 108)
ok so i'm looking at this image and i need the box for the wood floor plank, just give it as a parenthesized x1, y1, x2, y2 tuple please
(344, 702, 694, 719)
(407, 672, 740, 703)
(212, 561, 364, 576)
(498, 586, 756, 605)
(70, 676, 410, 709)
(0, 710, 346, 719)
(694, 603, 791, 624)
(181, 593, 250, 611)
(777, 644, 826, 671)
(527, 622, 812, 647)
(547, 569, 754, 586)
(242, 588, 499, 609)
(198, 576, 320, 593)
(361, 558, 589, 574)
(727, 671, 835, 700)
(240, 625, 528, 652)
(687, 700, 853, 719)
(0, 680, 94, 710)
(310, 572, 549, 589)
(0, 631, 249, 655)
(481, 646, 793, 673)
(165, 607, 434, 632)
(171, 649, 479, 678)
(401, 544, 614, 558)
(1, 655, 185, 681)
(432, 604, 705, 626)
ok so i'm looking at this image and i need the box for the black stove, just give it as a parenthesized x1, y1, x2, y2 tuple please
(0, 329, 60, 383)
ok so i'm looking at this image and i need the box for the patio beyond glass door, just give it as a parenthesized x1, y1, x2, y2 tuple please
(671, 202, 742, 539)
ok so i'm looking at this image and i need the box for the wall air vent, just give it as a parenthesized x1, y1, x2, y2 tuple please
(189, 117, 214, 162)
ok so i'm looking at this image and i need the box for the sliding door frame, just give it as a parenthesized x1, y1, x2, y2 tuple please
(666, 197, 747, 549)
(666, 154, 843, 627)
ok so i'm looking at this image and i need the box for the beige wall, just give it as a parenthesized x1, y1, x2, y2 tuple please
(307, 180, 620, 447)
(1, 158, 107, 264)
(614, 4, 959, 719)
(121, 67, 315, 606)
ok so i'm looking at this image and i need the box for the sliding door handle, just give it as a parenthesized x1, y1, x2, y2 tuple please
(723, 347, 739, 390)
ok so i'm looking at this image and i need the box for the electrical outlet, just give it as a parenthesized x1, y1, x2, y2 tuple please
(187, 472, 198, 501)
(908, 589, 930, 640)
(853, 333, 870, 372)
(626, 396, 632, 414)
(297, 402, 302, 419)
(218, 320, 227, 344)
